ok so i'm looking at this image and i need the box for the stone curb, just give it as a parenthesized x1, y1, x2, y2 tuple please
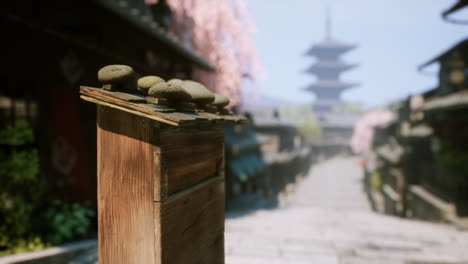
(0, 240, 97, 264)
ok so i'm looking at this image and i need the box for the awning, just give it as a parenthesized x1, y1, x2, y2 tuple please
(227, 153, 265, 182)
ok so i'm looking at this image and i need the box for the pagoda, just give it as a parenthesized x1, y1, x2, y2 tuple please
(303, 10, 361, 156)
(304, 10, 358, 113)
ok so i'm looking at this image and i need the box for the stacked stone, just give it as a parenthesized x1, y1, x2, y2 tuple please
(97, 64, 230, 112)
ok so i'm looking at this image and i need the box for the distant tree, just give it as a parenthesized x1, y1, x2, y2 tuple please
(332, 103, 365, 114)
(279, 104, 322, 144)
(147, 0, 262, 106)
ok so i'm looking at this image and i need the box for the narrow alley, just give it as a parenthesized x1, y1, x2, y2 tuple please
(225, 157, 468, 264)
(2, 1, 468, 263)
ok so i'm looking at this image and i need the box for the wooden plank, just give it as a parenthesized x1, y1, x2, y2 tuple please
(197, 234, 224, 264)
(160, 134, 224, 147)
(157, 137, 224, 199)
(160, 130, 224, 197)
(153, 147, 167, 201)
(82, 86, 147, 103)
(97, 105, 156, 264)
(83, 93, 181, 123)
(82, 95, 180, 126)
(161, 112, 209, 125)
(220, 114, 246, 124)
(422, 90, 468, 113)
(166, 158, 221, 196)
(154, 128, 224, 201)
(195, 111, 225, 122)
(160, 128, 223, 149)
(81, 86, 244, 126)
(81, 87, 185, 124)
(154, 177, 225, 264)
(164, 143, 223, 166)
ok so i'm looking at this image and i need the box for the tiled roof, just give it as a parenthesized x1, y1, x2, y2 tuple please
(305, 38, 356, 56)
(304, 61, 357, 74)
(305, 81, 358, 91)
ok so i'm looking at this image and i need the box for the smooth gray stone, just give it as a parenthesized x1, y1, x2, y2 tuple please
(182, 80, 215, 104)
(98, 65, 135, 84)
(97, 65, 137, 91)
(138, 76, 165, 93)
(167, 79, 185, 86)
(212, 93, 230, 108)
(148, 82, 192, 102)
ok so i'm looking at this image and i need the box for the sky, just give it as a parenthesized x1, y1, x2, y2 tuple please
(246, 0, 468, 107)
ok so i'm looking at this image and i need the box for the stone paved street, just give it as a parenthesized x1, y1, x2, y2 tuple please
(225, 157, 468, 264)
(71, 157, 468, 264)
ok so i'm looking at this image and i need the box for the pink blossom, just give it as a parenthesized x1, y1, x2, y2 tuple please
(350, 109, 394, 154)
(166, 0, 262, 106)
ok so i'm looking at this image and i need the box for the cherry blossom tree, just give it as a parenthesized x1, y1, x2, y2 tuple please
(350, 109, 395, 154)
(147, 0, 262, 106)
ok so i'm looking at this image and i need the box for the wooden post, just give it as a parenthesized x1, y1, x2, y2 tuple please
(80, 85, 243, 264)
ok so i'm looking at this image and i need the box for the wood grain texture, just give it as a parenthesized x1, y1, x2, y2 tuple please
(153, 148, 167, 201)
(95, 104, 226, 264)
(97, 105, 156, 264)
(159, 128, 224, 149)
(154, 127, 225, 200)
(155, 177, 225, 264)
(164, 143, 223, 196)
(81, 95, 180, 126)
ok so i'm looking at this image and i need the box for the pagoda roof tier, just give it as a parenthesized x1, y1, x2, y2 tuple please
(305, 80, 358, 91)
(305, 39, 356, 57)
(304, 61, 358, 74)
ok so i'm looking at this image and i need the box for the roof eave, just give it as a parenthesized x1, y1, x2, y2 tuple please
(307, 82, 359, 89)
(304, 63, 358, 73)
(442, 0, 468, 21)
(94, 0, 215, 72)
(418, 38, 468, 72)
(304, 86, 357, 93)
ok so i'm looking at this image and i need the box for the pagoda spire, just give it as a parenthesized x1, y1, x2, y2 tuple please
(325, 7, 331, 40)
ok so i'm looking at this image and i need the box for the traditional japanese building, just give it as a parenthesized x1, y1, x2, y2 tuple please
(361, 0, 468, 226)
(1, 0, 214, 205)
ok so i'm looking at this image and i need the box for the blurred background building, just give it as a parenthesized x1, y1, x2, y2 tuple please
(353, 0, 468, 227)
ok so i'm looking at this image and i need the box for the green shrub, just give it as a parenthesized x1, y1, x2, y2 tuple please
(370, 170, 382, 191)
(435, 140, 468, 174)
(279, 104, 322, 144)
(43, 200, 94, 245)
(0, 122, 94, 256)
(0, 122, 46, 255)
